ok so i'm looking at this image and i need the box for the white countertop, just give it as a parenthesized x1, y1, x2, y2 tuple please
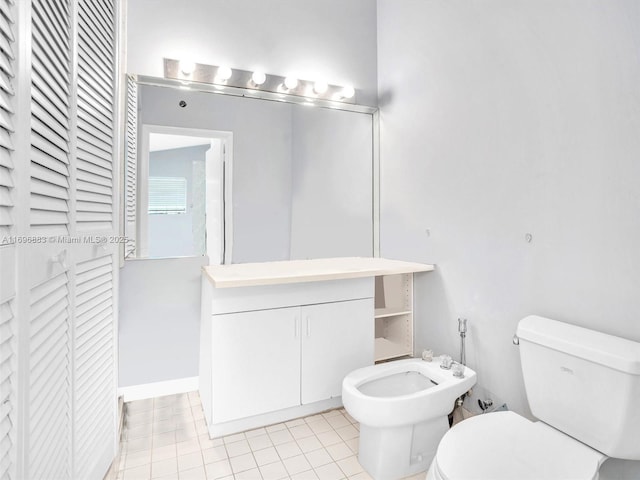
(202, 257, 434, 288)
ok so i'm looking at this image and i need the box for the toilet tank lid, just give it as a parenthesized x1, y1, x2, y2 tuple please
(517, 315, 640, 375)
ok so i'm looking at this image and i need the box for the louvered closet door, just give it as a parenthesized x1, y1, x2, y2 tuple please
(0, 0, 120, 478)
(125, 76, 137, 257)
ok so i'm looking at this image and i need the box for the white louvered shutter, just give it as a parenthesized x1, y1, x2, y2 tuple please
(73, 254, 115, 479)
(0, 0, 14, 240)
(73, 1, 117, 478)
(0, 2, 16, 479)
(28, 272, 71, 480)
(76, 0, 115, 231)
(30, 0, 72, 235)
(125, 76, 137, 257)
(26, 1, 74, 479)
(0, 300, 15, 480)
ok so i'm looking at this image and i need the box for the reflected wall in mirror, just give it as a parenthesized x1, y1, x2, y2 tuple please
(127, 77, 377, 263)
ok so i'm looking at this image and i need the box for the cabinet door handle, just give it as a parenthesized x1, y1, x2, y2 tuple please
(294, 316, 299, 337)
(306, 316, 311, 337)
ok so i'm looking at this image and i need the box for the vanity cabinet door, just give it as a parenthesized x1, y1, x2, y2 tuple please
(301, 298, 374, 404)
(212, 307, 301, 423)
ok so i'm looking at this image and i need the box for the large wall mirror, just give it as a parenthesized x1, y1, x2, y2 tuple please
(125, 75, 379, 264)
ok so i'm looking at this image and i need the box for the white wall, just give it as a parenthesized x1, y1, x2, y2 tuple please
(126, 0, 378, 106)
(377, 0, 640, 476)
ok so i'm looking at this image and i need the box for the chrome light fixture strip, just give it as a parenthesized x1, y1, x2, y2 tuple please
(157, 59, 376, 114)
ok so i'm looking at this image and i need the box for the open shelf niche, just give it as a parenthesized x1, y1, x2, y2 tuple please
(374, 273, 414, 362)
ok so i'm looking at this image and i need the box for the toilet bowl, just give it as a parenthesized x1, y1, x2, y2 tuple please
(426, 411, 605, 480)
(342, 357, 476, 480)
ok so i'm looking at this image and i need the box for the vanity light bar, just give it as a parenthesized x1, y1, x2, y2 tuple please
(164, 58, 356, 104)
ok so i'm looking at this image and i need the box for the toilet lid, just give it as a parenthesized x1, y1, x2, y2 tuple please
(434, 411, 605, 480)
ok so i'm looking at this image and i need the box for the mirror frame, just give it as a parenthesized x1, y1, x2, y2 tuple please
(124, 74, 381, 261)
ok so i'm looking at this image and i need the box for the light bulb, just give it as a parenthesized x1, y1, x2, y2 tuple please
(313, 81, 328, 95)
(340, 86, 355, 99)
(284, 76, 298, 90)
(180, 60, 196, 76)
(252, 71, 266, 85)
(216, 66, 232, 81)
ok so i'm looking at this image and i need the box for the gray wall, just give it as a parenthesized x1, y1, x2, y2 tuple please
(119, 256, 207, 387)
(289, 107, 374, 259)
(126, 0, 378, 106)
(377, 0, 640, 477)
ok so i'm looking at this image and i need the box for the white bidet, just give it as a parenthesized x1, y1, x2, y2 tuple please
(342, 357, 476, 480)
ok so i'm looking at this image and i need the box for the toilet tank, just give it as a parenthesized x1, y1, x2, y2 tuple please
(517, 315, 640, 460)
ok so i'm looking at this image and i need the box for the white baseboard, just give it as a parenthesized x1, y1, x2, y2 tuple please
(118, 377, 199, 402)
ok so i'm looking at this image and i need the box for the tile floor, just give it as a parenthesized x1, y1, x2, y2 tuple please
(116, 391, 427, 480)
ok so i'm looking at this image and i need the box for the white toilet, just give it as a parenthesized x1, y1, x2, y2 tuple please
(427, 315, 640, 480)
(342, 357, 476, 480)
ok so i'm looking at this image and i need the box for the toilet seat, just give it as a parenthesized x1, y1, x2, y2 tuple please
(431, 411, 606, 480)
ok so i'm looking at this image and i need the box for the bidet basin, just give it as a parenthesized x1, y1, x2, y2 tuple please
(342, 357, 476, 428)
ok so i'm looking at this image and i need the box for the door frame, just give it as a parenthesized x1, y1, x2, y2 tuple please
(138, 124, 233, 263)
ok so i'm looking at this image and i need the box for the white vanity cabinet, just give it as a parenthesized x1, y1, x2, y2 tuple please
(208, 298, 373, 426)
(200, 276, 375, 436)
(199, 257, 433, 437)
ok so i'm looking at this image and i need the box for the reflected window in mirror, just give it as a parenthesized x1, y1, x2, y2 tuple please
(148, 177, 187, 214)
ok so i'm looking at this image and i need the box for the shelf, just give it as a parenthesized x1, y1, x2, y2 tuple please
(375, 337, 413, 362)
(374, 273, 416, 363)
(375, 307, 412, 319)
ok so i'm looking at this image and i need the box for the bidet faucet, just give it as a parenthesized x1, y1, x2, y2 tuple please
(458, 318, 467, 365)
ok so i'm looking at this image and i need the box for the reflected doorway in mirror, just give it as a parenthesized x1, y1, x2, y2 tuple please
(137, 125, 233, 264)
